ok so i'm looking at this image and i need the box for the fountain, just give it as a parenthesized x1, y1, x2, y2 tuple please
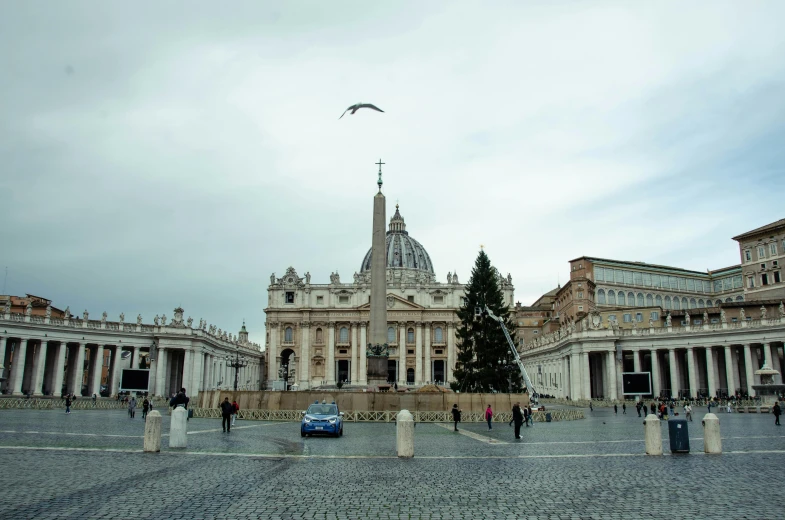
(752, 364, 784, 412)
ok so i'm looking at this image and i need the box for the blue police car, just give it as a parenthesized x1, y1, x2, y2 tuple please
(301, 401, 344, 437)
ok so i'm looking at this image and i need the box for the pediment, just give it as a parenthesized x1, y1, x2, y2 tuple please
(357, 293, 424, 310)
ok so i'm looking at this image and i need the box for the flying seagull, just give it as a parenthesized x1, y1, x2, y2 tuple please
(339, 103, 384, 119)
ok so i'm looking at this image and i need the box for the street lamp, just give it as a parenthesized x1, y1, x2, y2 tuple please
(225, 350, 249, 392)
(278, 359, 296, 391)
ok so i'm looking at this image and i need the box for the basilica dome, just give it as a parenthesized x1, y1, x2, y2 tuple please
(360, 205, 435, 274)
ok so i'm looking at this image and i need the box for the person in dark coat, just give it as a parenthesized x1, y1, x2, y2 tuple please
(773, 401, 781, 426)
(511, 402, 524, 439)
(65, 396, 72, 415)
(169, 387, 190, 409)
(614, 403, 618, 414)
(220, 397, 234, 433)
(523, 406, 529, 427)
(451, 404, 461, 432)
(142, 398, 150, 420)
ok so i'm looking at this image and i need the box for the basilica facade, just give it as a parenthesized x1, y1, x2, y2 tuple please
(263, 206, 515, 390)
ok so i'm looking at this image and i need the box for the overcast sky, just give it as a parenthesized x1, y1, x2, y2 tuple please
(2, 2, 784, 344)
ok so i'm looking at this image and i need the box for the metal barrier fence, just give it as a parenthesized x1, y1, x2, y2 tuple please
(0, 398, 169, 410)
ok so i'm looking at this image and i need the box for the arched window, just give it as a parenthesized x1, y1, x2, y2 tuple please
(407, 328, 414, 343)
(725, 298, 732, 303)
(434, 327, 443, 343)
(698, 299, 705, 308)
(339, 327, 349, 343)
(673, 298, 681, 310)
(664, 296, 671, 309)
(316, 328, 323, 343)
(628, 292, 635, 306)
(597, 289, 606, 304)
(618, 292, 626, 306)
(636, 293, 644, 307)
(689, 298, 696, 309)
(607, 290, 616, 305)
(387, 326, 396, 343)
(715, 299, 722, 307)
(284, 327, 293, 342)
(735, 296, 744, 301)
(682, 297, 688, 309)
(646, 294, 653, 306)
(655, 295, 662, 307)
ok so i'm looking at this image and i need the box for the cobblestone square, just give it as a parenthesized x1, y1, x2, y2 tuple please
(1, 407, 783, 519)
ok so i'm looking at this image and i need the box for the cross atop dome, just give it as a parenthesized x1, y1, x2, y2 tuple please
(375, 158, 385, 192)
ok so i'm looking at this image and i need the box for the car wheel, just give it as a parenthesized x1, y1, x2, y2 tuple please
(339, 427, 343, 437)
(301, 431, 305, 438)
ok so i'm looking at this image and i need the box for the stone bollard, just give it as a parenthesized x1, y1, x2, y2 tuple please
(169, 406, 188, 449)
(644, 414, 662, 455)
(702, 413, 722, 454)
(143, 410, 162, 452)
(396, 409, 414, 458)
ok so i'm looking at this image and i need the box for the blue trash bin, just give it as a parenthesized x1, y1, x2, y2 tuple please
(668, 419, 689, 453)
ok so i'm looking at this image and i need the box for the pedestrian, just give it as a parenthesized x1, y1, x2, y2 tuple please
(650, 402, 656, 415)
(773, 401, 781, 426)
(589, 402, 593, 412)
(142, 398, 150, 420)
(669, 402, 675, 417)
(231, 399, 239, 426)
(169, 387, 190, 410)
(512, 402, 523, 439)
(636, 402, 642, 417)
(622, 403, 626, 414)
(485, 404, 493, 430)
(726, 403, 732, 414)
(65, 395, 72, 415)
(128, 397, 136, 419)
(523, 405, 529, 427)
(220, 397, 234, 433)
(614, 403, 618, 415)
(684, 403, 693, 421)
(707, 401, 712, 413)
(527, 405, 534, 426)
(451, 404, 461, 431)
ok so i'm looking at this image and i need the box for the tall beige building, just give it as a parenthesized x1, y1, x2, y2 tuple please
(733, 218, 785, 300)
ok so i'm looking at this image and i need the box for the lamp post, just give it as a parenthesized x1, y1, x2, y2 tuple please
(278, 360, 296, 391)
(225, 350, 248, 392)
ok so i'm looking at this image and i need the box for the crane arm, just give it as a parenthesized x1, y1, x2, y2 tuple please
(481, 305, 537, 400)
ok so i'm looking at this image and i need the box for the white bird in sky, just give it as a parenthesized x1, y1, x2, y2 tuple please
(339, 103, 385, 119)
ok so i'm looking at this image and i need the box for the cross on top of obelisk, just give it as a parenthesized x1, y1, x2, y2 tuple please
(376, 158, 385, 191)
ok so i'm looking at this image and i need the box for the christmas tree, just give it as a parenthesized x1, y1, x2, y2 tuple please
(453, 250, 522, 393)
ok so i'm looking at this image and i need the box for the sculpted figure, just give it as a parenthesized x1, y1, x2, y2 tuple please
(760, 305, 767, 320)
(101, 311, 107, 323)
(507, 273, 512, 284)
(46, 305, 52, 318)
(665, 312, 671, 327)
(684, 312, 690, 325)
(447, 272, 452, 284)
(83, 310, 89, 321)
(305, 272, 311, 284)
(779, 301, 784, 318)
(137, 314, 142, 325)
(187, 317, 193, 328)
(740, 307, 746, 321)
(4, 300, 11, 314)
(26, 302, 33, 316)
(64, 306, 71, 319)
(154, 315, 160, 326)
(703, 311, 708, 324)
(453, 273, 459, 284)
(161, 314, 167, 325)
(271, 273, 276, 285)
(119, 312, 125, 323)
(720, 308, 727, 323)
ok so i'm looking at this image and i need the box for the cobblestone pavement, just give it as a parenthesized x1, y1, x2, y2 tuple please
(0, 407, 783, 519)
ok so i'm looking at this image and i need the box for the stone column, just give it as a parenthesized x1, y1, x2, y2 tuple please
(52, 342, 67, 397)
(30, 340, 48, 396)
(686, 347, 697, 398)
(350, 323, 358, 383)
(110, 346, 123, 396)
(582, 351, 590, 399)
(300, 323, 311, 389)
(155, 347, 168, 397)
(763, 342, 772, 368)
(398, 322, 406, 385)
(633, 349, 641, 372)
(423, 323, 431, 383)
(705, 347, 716, 398)
(606, 351, 618, 400)
(0, 337, 7, 382)
(569, 353, 579, 399)
(182, 348, 192, 394)
(73, 343, 86, 396)
(327, 322, 336, 385)
(359, 323, 367, 384)
(446, 323, 455, 383)
(267, 323, 279, 388)
(651, 350, 661, 398)
(724, 346, 736, 396)
(414, 322, 423, 384)
(131, 346, 140, 369)
(743, 344, 755, 396)
(668, 349, 679, 399)
(191, 349, 203, 396)
(10, 338, 29, 395)
(89, 345, 104, 396)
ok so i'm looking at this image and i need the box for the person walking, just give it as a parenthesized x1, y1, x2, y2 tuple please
(773, 401, 781, 426)
(451, 404, 462, 432)
(220, 397, 234, 433)
(65, 395, 72, 415)
(684, 403, 693, 422)
(636, 402, 642, 417)
(485, 405, 493, 430)
(128, 397, 136, 419)
(614, 403, 618, 415)
(142, 398, 150, 420)
(589, 402, 593, 412)
(622, 403, 627, 414)
(231, 400, 239, 426)
(527, 405, 534, 426)
(522, 406, 529, 427)
(512, 402, 524, 439)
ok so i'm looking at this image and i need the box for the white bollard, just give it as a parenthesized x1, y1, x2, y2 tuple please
(144, 410, 162, 452)
(169, 406, 188, 448)
(396, 409, 414, 458)
(644, 413, 662, 455)
(702, 413, 722, 454)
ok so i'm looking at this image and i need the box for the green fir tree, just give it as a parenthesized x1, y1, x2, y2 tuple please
(453, 250, 522, 393)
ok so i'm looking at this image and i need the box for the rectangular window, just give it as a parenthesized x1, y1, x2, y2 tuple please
(435, 349, 443, 354)
(316, 296, 324, 304)
(710, 318, 719, 324)
(687, 278, 695, 291)
(650, 311, 659, 320)
(624, 271, 633, 284)
(578, 305, 584, 311)
(643, 273, 652, 286)
(634, 272, 643, 285)
(770, 243, 777, 255)
(732, 317, 738, 323)
(434, 296, 444, 304)
(408, 349, 414, 355)
(651, 274, 660, 287)
(747, 276, 755, 288)
(577, 292, 584, 299)
(733, 276, 742, 289)
(678, 278, 687, 290)
(774, 260, 779, 267)
(285, 292, 295, 304)
(775, 271, 781, 283)
(635, 313, 643, 322)
(723, 278, 732, 290)
(339, 296, 349, 303)
(596, 267, 604, 282)
(714, 280, 723, 292)
(407, 295, 414, 302)
(744, 250, 752, 262)
(694, 320, 702, 326)
(533, 330, 539, 334)
(615, 270, 624, 283)
(623, 314, 631, 323)
(758, 246, 766, 259)
(670, 277, 678, 289)
(762, 274, 769, 286)
(609, 314, 617, 322)
(761, 263, 766, 270)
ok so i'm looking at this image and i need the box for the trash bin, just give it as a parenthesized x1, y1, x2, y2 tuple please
(545, 412, 552, 423)
(187, 408, 194, 419)
(668, 418, 689, 453)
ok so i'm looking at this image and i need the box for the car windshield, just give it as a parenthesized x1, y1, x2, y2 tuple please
(307, 405, 338, 415)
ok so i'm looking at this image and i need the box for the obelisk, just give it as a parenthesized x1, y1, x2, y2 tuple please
(367, 159, 389, 387)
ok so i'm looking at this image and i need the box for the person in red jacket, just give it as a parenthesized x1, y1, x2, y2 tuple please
(485, 405, 493, 430)
(231, 400, 239, 426)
